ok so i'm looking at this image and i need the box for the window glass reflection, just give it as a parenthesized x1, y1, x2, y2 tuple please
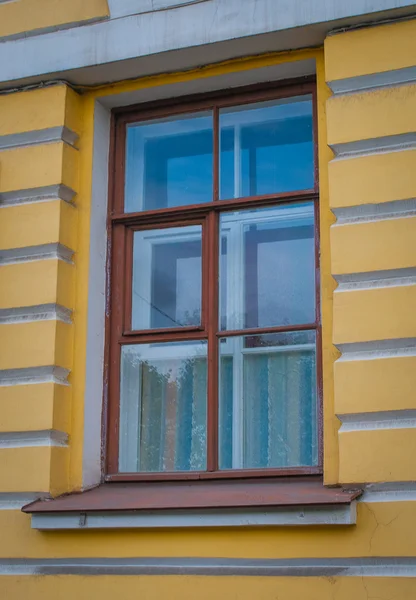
(120, 341, 207, 473)
(125, 112, 213, 212)
(220, 96, 314, 199)
(219, 202, 315, 331)
(132, 225, 202, 330)
(219, 331, 318, 470)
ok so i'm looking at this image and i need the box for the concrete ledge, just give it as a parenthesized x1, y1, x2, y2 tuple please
(0, 430, 68, 448)
(330, 133, 416, 159)
(0, 126, 78, 150)
(0, 304, 72, 324)
(30, 504, 357, 530)
(338, 409, 416, 432)
(0, 243, 73, 265)
(0, 184, 75, 207)
(3, 555, 416, 576)
(332, 198, 416, 224)
(328, 65, 416, 94)
(0, 366, 70, 386)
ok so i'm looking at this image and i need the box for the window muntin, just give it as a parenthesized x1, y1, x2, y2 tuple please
(108, 83, 320, 480)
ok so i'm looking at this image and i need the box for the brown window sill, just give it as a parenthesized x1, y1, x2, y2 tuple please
(22, 477, 361, 530)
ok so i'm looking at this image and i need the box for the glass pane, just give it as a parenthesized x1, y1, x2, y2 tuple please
(220, 96, 313, 199)
(125, 112, 213, 212)
(220, 202, 315, 331)
(219, 331, 317, 470)
(132, 225, 202, 330)
(119, 341, 207, 472)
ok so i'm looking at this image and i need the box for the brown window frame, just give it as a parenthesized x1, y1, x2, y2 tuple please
(105, 78, 322, 483)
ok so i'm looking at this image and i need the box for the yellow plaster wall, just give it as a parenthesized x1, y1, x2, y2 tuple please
(0, 260, 75, 309)
(0, 383, 71, 433)
(0, 200, 77, 251)
(335, 355, 416, 414)
(0, 142, 79, 194)
(339, 428, 416, 483)
(331, 217, 416, 275)
(0, 446, 68, 495)
(327, 84, 416, 145)
(333, 285, 416, 345)
(325, 18, 416, 82)
(2, 574, 416, 600)
(0, 85, 82, 137)
(0, 320, 73, 371)
(326, 17, 416, 494)
(0, 0, 109, 39)
(328, 149, 416, 208)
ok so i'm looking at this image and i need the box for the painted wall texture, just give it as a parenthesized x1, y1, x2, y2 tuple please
(0, 2, 416, 597)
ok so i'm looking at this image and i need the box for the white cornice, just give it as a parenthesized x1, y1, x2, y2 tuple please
(0, 0, 415, 88)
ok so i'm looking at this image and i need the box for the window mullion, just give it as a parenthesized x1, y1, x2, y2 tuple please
(206, 210, 219, 471)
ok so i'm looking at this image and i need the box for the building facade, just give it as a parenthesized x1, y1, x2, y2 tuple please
(1, 1, 416, 598)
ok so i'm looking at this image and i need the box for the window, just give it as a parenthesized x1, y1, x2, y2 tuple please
(107, 82, 321, 481)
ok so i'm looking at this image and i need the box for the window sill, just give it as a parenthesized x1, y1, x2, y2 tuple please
(22, 477, 361, 530)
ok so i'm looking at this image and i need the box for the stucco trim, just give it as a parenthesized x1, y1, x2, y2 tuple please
(0, 184, 76, 207)
(0, 304, 72, 324)
(0, 126, 78, 150)
(328, 65, 416, 94)
(2, 555, 416, 576)
(334, 268, 416, 290)
(337, 409, 416, 432)
(336, 338, 416, 360)
(0, 243, 73, 265)
(0, 366, 69, 386)
(332, 198, 416, 224)
(330, 132, 416, 158)
(0, 430, 68, 448)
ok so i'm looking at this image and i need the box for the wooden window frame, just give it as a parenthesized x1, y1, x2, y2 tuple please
(105, 78, 322, 483)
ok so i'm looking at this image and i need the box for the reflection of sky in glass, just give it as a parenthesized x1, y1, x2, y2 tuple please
(125, 113, 213, 212)
(220, 96, 314, 199)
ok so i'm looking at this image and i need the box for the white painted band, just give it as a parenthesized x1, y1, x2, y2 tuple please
(332, 198, 416, 224)
(108, 0, 211, 19)
(336, 338, 416, 361)
(0, 430, 68, 448)
(0, 304, 72, 324)
(0, 16, 108, 44)
(1, 555, 416, 577)
(0, 126, 78, 151)
(30, 504, 356, 530)
(334, 268, 416, 291)
(0, 243, 73, 265)
(0, 366, 69, 386)
(338, 409, 416, 432)
(0, 493, 49, 510)
(330, 132, 416, 159)
(358, 482, 416, 503)
(328, 65, 416, 95)
(0, 184, 75, 207)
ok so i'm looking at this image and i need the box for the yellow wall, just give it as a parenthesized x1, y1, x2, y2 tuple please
(0, 0, 109, 39)
(1, 17, 416, 600)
